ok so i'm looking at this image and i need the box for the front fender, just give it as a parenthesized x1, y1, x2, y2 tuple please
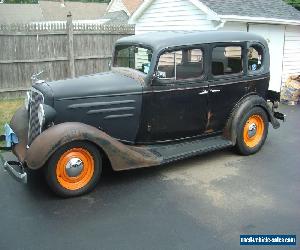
(223, 95, 280, 144)
(25, 122, 161, 170)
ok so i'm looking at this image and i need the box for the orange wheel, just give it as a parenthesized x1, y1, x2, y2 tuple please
(235, 107, 268, 155)
(45, 141, 102, 197)
(56, 148, 95, 190)
(243, 114, 265, 148)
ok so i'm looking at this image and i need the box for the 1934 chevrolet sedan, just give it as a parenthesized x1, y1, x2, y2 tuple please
(1, 31, 285, 197)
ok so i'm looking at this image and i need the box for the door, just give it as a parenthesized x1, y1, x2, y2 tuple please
(140, 47, 209, 142)
(249, 24, 285, 92)
(208, 43, 248, 132)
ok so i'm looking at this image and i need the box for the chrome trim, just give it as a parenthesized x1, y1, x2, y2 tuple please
(68, 100, 135, 109)
(211, 89, 221, 93)
(59, 92, 142, 101)
(87, 107, 135, 114)
(104, 114, 134, 119)
(28, 88, 45, 145)
(199, 90, 208, 95)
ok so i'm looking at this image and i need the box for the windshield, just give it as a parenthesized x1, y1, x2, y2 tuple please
(113, 45, 153, 75)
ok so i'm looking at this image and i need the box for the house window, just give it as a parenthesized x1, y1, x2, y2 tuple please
(212, 46, 243, 76)
(248, 45, 263, 72)
(157, 48, 204, 80)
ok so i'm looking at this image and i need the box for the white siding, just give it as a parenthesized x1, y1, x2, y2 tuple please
(218, 22, 247, 32)
(107, 0, 129, 15)
(249, 24, 285, 92)
(282, 25, 300, 85)
(135, 0, 215, 34)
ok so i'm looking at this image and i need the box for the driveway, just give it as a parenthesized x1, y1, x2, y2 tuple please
(0, 104, 299, 250)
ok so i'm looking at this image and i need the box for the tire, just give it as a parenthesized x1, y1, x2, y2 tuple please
(235, 107, 269, 155)
(44, 141, 102, 198)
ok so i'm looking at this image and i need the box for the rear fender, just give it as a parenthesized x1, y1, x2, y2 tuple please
(25, 122, 161, 171)
(223, 95, 280, 144)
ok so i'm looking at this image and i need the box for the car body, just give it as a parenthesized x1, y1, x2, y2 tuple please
(1, 31, 284, 197)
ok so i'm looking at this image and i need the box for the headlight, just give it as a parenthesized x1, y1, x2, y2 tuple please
(37, 104, 45, 127)
(24, 91, 31, 111)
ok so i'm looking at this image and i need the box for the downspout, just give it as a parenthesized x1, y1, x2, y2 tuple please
(214, 20, 226, 30)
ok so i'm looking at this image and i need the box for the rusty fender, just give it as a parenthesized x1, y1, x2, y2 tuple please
(26, 123, 161, 171)
(223, 94, 280, 144)
(10, 107, 29, 163)
(10, 108, 161, 171)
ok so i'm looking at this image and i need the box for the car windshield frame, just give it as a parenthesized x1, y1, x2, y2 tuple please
(113, 44, 154, 76)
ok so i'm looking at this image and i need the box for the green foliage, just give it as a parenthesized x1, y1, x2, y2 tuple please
(284, 0, 300, 10)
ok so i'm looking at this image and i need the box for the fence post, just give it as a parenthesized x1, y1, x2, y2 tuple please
(67, 12, 75, 78)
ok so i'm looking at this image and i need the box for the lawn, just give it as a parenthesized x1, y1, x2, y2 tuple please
(0, 98, 23, 135)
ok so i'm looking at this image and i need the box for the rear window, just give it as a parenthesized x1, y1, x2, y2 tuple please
(212, 46, 243, 76)
(248, 45, 264, 72)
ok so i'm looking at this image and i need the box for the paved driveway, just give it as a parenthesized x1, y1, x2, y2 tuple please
(0, 104, 299, 250)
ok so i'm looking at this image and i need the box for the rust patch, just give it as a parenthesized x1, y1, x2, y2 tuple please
(205, 111, 213, 133)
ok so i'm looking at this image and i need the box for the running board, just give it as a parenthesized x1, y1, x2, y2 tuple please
(148, 136, 233, 164)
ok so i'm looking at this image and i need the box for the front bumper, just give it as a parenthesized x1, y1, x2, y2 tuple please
(1, 134, 27, 184)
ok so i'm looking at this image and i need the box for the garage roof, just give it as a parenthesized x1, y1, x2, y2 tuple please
(202, 0, 300, 21)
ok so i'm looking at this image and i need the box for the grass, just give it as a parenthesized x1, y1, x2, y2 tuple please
(0, 98, 23, 135)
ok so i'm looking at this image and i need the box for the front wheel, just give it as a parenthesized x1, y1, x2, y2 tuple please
(44, 141, 102, 197)
(235, 107, 269, 155)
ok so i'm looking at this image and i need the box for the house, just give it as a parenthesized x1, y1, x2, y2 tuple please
(106, 0, 144, 16)
(129, 0, 300, 92)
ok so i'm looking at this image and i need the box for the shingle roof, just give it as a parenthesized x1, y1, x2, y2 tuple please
(39, 1, 108, 21)
(0, 1, 108, 24)
(102, 10, 129, 24)
(201, 0, 300, 21)
(0, 4, 44, 24)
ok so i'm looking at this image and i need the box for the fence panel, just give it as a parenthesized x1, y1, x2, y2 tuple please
(0, 20, 135, 98)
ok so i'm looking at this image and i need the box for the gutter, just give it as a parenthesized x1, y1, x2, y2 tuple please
(219, 15, 300, 26)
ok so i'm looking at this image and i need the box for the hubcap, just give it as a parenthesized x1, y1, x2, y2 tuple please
(65, 158, 84, 177)
(248, 123, 257, 138)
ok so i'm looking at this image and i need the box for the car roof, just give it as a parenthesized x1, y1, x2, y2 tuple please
(115, 31, 268, 52)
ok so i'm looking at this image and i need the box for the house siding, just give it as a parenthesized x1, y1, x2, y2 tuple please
(135, 0, 215, 34)
(282, 25, 300, 84)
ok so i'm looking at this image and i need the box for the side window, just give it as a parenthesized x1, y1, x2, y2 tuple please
(212, 46, 243, 76)
(157, 48, 204, 81)
(248, 45, 263, 72)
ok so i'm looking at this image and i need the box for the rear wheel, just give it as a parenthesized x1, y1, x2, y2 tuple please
(235, 107, 268, 155)
(45, 141, 102, 197)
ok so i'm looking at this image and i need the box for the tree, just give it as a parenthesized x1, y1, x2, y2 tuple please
(284, 0, 300, 10)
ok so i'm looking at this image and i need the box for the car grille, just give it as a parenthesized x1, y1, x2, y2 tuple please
(28, 89, 44, 145)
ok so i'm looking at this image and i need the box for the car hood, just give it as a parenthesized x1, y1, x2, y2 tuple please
(44, 70, 144, 100)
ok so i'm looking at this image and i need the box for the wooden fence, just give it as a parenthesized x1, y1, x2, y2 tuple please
(0, 15, 135, 98)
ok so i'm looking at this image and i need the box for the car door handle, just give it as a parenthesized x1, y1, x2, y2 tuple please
(211, 89, 220, 93)
(198, 90, 208, 95)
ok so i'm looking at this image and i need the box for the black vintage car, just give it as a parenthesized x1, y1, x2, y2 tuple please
(1, 31, 284, 197)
